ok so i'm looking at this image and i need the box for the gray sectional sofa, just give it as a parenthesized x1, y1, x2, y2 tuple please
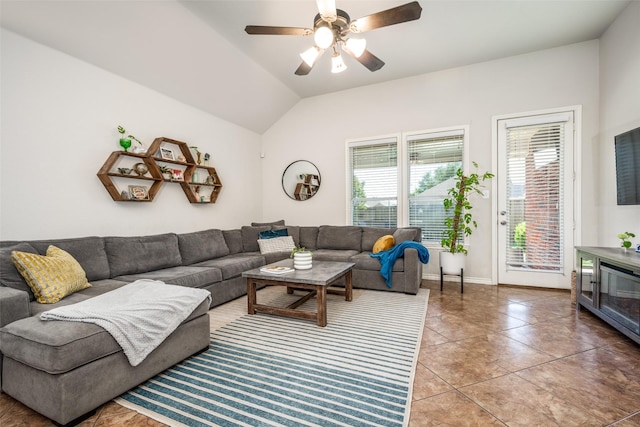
(0, 222, 423, 425)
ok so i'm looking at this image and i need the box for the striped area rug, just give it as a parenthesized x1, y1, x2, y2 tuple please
(116, 287, 429, 427)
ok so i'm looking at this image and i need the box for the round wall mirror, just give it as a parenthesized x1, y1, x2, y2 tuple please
(282, 160, 321, 201)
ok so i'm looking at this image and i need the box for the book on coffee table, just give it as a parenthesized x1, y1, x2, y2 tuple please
(260, 266, 294, 274)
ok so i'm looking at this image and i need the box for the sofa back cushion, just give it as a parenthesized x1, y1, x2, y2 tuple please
(0, 242, 38, 300)
(298, 227, 319, 250)
(273, 225, 300, 247)
(27, 236, 110, 282)
(317, 226, 362, 251)
(105, 233, 182, 277)
(240, 226, 270, 252)
(178, 229, 230, 265)
(393, 227, 421, 243)
(223, 229, 243, 254)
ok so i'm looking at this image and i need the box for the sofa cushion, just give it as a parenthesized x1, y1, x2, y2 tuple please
(192, 254, 266, 280)
(317, 226, 362, 251)
(393, 227, 420, 243)
(26, 236, 110, 282)
(311, 249, 359, 262)
(258, 236, 295, 254)
(299, 227, 319, 250)
(105, 233, 182, 277)
(114, 266, 222, 289)
(373, 235, 395, 254)
(178, 229, 230, 265)
(251, 220, 285, 227)
(350, 252, 405, 272)
(362, 228, 396, 252)
(0, 298, 210, 375)
(11, 246, 91, 304)
(0, 242, 38, 300)
(258, 229, 288, 239)
(241, 226, 270, 252)
(274, 225, 300, 247)
(223, 229, 243, 254)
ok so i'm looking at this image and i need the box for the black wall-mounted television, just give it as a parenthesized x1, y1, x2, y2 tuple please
(615, 126, 640, 205)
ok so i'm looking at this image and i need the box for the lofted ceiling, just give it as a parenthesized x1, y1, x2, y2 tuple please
(0, 0, 631, 134)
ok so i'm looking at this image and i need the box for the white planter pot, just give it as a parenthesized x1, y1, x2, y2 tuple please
(440, 252, 466, 276)
(293, 252, 312, 270)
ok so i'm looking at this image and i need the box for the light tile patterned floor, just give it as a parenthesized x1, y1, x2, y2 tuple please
(1, 281, 639, 426)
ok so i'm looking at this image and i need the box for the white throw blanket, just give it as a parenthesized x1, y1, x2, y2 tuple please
(40, 279, 211, 366)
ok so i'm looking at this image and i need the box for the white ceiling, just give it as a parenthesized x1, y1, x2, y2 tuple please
(0, 0, 632, 133)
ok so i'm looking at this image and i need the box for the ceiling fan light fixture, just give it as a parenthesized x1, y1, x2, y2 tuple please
(345, 37, 366, 58)
(300, 46, 321, 67)
(316, 0, 337, 22)
(314, 24, 334, 49)
(331, 51, 347, 73)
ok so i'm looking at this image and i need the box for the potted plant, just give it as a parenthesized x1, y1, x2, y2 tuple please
(618, 231, 636, 250)
(290, 247, 312, 270)
(440, 162, 494, 275)
(117, 125, 143, 153)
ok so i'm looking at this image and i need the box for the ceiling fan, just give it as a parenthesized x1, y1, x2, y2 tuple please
(245, 1, 422, 75)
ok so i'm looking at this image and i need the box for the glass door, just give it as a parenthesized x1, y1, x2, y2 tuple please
(577, 251, 597, 307)
(600, 263, 640, 334)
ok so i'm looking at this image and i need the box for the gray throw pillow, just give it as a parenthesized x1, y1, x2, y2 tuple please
(223, 229, 244, 254)
(250, 220, 285, 227)
(241, 226, 270, 252)
(393, 228, 418, 243)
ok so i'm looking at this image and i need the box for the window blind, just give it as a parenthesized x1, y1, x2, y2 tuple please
(505, 122, 565, 271)
(407, 131, 463, 243)
(348, 139, 398, 228)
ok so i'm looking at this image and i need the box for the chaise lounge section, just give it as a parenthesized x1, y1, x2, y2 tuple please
(0, 222, 423, 425)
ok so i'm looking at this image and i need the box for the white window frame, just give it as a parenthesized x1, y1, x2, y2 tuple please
(345, 126, 469, 247)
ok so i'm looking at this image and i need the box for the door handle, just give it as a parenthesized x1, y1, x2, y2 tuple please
(500, 220, 507, 225)
(500, 211, 506, 216)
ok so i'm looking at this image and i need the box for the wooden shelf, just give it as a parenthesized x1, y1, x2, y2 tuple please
(98, 137, 223, 203)
(97, 151, 163, 202)
(293, 174, 320, 200)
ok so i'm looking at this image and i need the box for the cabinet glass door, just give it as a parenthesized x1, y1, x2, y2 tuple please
(578, 252, 596, 306)
(600, 263, 640, 334)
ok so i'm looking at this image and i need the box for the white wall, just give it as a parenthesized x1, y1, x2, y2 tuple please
(261, 41, 600, 282)
(0, 30, 263, 240)
(597, 1, 640, 246)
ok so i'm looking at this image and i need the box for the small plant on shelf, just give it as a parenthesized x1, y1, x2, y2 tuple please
(116, 125, 142, 152)
(618, 231, 636, 249)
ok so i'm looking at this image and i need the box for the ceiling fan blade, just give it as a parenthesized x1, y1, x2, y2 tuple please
(349, 1, 422, 33)
(245, 26, 313, 36)
(295, 61, 314, 76)
(345, 49, 385, 72)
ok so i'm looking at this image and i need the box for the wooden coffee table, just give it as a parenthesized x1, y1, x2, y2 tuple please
(242, 260, 354, 327)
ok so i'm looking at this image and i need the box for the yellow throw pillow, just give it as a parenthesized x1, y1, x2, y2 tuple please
(11, 245, 91, 304)
(372, 235, 395, 254)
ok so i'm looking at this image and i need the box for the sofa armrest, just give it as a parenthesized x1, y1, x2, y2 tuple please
(402, 248, 423, 295)
(0, 287, 31, 328)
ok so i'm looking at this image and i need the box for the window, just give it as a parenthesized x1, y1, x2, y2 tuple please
(406, 129, 464, 243)
(347, 127, 466, 243)
(347, 136, 399, 228)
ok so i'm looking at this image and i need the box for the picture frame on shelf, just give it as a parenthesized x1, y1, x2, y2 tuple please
(129, 185, 149, 200)
(160, 147, 175, 161)
(172, 169, 183, 181)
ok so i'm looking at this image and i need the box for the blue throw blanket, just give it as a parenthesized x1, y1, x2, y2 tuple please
(369, 241, 430, 288)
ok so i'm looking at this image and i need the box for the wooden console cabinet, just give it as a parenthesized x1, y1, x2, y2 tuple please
(576, 247, 640, 344)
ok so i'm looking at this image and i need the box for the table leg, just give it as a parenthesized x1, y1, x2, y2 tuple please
(247, 279, 257, 315)
(317, 285, 327, 327)
(345, 270, 353, 302)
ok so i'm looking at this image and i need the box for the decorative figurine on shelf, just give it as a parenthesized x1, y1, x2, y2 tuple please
(204, 153, 210, 166)
(190, 146, 202, 165)
(205, 175, 215, 185)
(117, 125, 143, 153)
(194, 186, 201, 201)
(177, 155, 186, 163)
(133, 162, 149, 176)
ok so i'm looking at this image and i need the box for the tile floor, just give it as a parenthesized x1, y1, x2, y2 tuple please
(1, 281, 639, 426)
